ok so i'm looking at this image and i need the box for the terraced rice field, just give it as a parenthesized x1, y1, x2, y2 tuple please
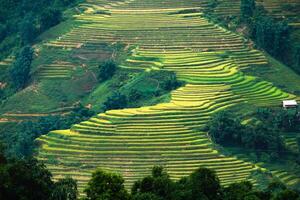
(36, 61, 75, 80)
(37, 0, 298, 194)
(213, 0, 300, 19)
(0, 57, 13, 69)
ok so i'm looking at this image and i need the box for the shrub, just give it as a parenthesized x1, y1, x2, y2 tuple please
(98, 60, 117, 82)
(103, 92, 127, 111)
(128, 89, 143, 102)
(161, 72, 182, 91)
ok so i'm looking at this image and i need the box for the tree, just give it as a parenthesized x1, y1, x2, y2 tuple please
(51, 177, 78, 200)
(84, 169, 129, 200)
(273, 20, 290, 61)
(241, 0, 256, 21)
(189, 168, 223, 200)
(293, 45, 300, 72)
(40, 8, 62, 31)
(19, 14, 37, 44)
(0, 23, 6, 42)
(103, 92, 127, 111)
(208, 111, 243, 145)
(297, 137, 300, 151)
(132, 193, 163, 200)
(9, 46, 34, 89)
(223, 181, 255, 200)
(0, 158, 54, 200)
(98, 60, 117, 82)
(0, 88, 4, 100)
(273, 190, 300, 200)
(132, 166, 174, 200)
(161, 72, 182, 91)
(251, 12, 291, 63)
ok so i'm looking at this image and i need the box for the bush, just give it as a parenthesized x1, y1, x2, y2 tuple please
(161, 72, 182, 91)
(103, 92, 127, 111)
(98, 60, 117, 82)
(128, 89, 143, 102)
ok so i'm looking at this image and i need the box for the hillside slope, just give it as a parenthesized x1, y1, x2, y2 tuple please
(36, 0, 299, 195)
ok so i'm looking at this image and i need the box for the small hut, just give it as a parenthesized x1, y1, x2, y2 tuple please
(282, 100, 298, 109)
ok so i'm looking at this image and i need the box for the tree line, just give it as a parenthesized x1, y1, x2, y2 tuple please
(241, 0, 300, 73)
(0, 0, 78, 59)
(0, 103, 94, 159)
(1, 149, 299, 200)
(208, 109, 300, 163)
(204, 0, 300, 74)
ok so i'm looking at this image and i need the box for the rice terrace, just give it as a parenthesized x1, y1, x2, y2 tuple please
(0, 0, 300, 199)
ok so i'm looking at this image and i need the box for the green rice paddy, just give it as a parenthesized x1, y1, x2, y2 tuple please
(36, 0, 299, 195)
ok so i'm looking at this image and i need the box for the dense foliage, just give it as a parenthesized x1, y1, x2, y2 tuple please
(0, 0, 77, 59)
(241, 0, 256, 21)
(85, 166, 300, 200)
(208, 110, 286, 156)
(251, 9, 290, 62)
(1, 141, 300, 200)
(0, 152, 77, 200)
(102, 70, 183, 111)
(83, 169, 130, 200)
(103, 91, 128, 111)
(0, 103, 94, 159)
(204, 0, 300, 74)
(98, 60, 117, 82)
(256, 108, 300, 132)
(9, 46, 34, 90)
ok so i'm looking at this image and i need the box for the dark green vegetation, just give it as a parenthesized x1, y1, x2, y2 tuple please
(0, 146, 78, 200)
(204, 0, 300, 74)
(248, 5, 291, 66)
(0, 0, 78, 59)
(84, 169, 130, 200)
(208, 109, 293, 155)
(208, 107, 300, 188)
(0, 103, 94, 158)
(3, 143, 298, 200)
(98, 60, 117, 82)
(209, 108, 300, 156)
(0, 0, 300, 198)
(241, 0, 256, 21)
(9, 46, 34, 90)
(101, 70, 182, 111)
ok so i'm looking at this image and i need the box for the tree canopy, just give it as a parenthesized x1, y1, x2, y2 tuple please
(9, 46, 34, 90)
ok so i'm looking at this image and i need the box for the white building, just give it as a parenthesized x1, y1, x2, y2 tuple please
(282, 100, 298, 108)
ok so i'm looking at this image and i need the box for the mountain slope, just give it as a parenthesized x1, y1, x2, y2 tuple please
(36, 0, 298, 195)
